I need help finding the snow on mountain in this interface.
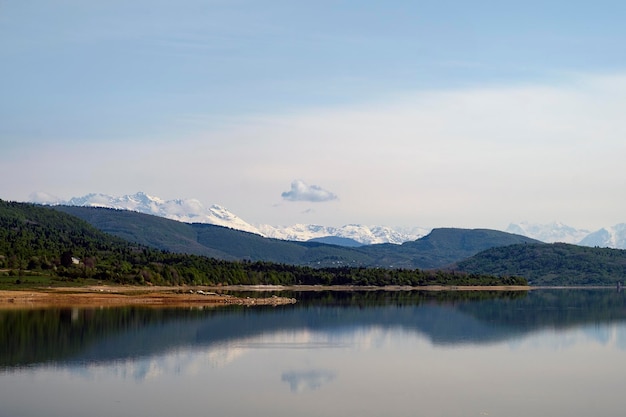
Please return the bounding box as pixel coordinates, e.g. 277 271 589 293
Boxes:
34 191 262 235
30 192 626 249
507 221 626 249
578 224 626 249
28 191 63 205
506 221 590 244
30 192 429 245
66 192 165 212
30 191 428 245
257 223 427 245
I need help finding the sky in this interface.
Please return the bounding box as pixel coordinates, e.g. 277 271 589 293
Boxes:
2 1 626 231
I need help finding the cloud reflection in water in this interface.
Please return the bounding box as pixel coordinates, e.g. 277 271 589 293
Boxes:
281 369 337 393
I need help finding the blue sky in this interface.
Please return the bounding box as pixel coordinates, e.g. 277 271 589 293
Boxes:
2 1 626 230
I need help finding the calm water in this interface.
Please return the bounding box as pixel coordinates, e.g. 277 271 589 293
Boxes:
2 289 626 417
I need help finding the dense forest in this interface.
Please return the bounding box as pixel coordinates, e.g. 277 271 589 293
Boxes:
454 242 626 286
0 200 526 287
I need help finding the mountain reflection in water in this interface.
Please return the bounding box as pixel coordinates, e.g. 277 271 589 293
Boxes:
2 289 626 417
2 289 625 369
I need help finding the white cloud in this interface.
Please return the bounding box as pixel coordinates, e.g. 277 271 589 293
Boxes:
281 180 338 203
230 73 626 229
4 72 626 231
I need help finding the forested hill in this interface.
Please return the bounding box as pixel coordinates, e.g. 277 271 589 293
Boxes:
0 199 135 270
454 243 626 286
6 200 624 287
0 200 525 287
359 228 541 269
53 205 374 267
52 205 539 269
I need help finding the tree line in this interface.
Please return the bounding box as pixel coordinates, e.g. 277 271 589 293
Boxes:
0 200 527 286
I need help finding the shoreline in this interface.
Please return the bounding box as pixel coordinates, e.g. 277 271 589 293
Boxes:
0 285 297 309
0 284 529 309
215 284 531 292
2 283 614 309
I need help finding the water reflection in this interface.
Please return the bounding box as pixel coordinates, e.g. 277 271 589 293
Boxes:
282 369 337 393
1 289 626 417
3 289 626 369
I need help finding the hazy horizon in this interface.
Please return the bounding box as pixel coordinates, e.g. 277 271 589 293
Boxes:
2 1 625 231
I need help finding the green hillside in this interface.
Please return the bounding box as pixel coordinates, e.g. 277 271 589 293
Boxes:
1 200 523 287
53 206 231 258
51 206 540 269
53 205 622 287
0 200 136 273
359 228 541 269
454 242 626 286
53 206 373 267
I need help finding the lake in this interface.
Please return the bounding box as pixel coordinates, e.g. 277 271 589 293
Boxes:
1 289 626 417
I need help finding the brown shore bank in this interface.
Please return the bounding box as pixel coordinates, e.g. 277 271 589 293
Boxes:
0 284 529 309
0 285 297 309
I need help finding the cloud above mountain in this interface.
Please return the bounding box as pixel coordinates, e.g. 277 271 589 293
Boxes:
281 180 338 203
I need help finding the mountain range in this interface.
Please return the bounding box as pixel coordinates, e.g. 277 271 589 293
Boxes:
505 221 626 249
5 199 626 286
49 205 540 269
29 192 427 245
30 191 626 249
504 221 590 244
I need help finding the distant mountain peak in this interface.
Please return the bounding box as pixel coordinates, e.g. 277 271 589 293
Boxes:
578 223 626 249
506 221 590 244
506 221 626 250
29 191 428 245
28 192 626 249
33 191 261 235
257 223 428 245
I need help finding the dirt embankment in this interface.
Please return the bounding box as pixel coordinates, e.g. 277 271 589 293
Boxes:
0 284 531 309
0 285 297 309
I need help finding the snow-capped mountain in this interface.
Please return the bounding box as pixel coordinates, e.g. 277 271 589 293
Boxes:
29 191 427 245
31 191 262 235
578 224 626 249
28 192 626 249
257 223 427 245
506 221 591 244
507 221 626 249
